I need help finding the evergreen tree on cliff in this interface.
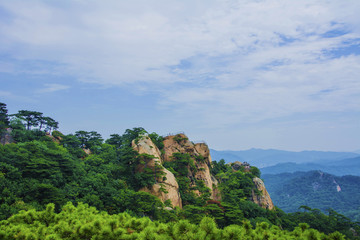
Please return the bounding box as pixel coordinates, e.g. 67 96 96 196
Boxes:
13 110 43 130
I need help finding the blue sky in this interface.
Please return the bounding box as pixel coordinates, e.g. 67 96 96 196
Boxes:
0 0 359 152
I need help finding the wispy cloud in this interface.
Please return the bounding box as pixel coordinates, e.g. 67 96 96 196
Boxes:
37 83 70 93
0 90 12 97
0 90 36 103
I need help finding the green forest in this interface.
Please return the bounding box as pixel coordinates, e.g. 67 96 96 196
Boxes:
1 102 360 239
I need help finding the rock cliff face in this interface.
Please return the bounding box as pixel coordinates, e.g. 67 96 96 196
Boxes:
132 136 182 208
163 134 220 200
251 177 274 210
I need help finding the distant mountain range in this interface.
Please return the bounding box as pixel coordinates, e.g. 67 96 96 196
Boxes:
262 171 360 221
210 148 359 168
260 156 360 176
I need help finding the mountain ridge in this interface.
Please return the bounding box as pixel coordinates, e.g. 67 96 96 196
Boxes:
260 156 360 176
210 148 359 168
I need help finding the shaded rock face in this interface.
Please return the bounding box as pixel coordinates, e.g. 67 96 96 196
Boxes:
251 177 274 210
163 134 220 200
132 136 182 208
0 128 13 145
230 161 243 171
230 161 251 172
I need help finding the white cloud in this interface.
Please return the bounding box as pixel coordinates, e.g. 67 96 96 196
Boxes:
0 0 359 127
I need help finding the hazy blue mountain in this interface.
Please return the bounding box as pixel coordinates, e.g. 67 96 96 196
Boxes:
210 149 245 163
327 156 360 166
353 149 360 154
210 148 359 168
262 171 360 221
260 156 360 176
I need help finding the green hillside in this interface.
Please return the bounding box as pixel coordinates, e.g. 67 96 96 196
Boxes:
0 202 347 240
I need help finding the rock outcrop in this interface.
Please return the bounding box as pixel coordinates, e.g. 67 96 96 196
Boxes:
132 135 182 208
230 161 243 171
163 134 220 200
251 177 274 210
132 133 272 210
0 128 13 145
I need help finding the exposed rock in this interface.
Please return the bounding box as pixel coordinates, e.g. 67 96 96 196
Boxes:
0 128 13 145
132 135 182 208
230 161 243 171
251 177 274 210
230 161 251 172
194 143 212 165
132 136 162 166
83 148 91 155
163 134 192 162
163 134 219 200
45 132 62 144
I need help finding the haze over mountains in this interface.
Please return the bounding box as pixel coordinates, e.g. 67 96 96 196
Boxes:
260 156 360 176
210 148 359 168
211 148 360 221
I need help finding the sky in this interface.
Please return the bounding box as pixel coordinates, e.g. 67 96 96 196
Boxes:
0 0 359 152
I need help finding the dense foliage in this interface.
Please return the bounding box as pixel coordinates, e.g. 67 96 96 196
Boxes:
1 102 360 239
0 202 346 240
